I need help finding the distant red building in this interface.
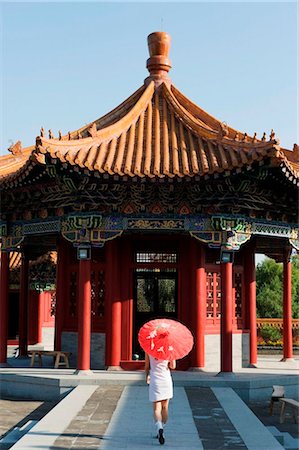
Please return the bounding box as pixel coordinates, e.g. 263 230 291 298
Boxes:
0 32 298 371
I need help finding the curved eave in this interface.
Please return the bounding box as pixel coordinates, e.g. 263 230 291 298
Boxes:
271 148 299 183
0 145 37 181
1 81 298 184
73 85 146 138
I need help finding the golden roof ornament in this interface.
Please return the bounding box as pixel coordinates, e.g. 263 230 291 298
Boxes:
145 31 172 86
87 122 97 137
270 129 275 140
292 143 298 160
59 130 62 140
8 140 22 155
252 133 257 143
40 127 44 137
217 122 229 140
48 129 54 139
261 132 267 141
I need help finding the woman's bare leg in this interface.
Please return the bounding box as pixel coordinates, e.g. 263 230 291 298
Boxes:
153 401 165 444
161 399 169 425
152 401 163 423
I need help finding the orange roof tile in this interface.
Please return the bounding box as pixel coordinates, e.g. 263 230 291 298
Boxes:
1 32 298 184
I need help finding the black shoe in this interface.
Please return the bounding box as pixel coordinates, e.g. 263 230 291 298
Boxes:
158 428 165 445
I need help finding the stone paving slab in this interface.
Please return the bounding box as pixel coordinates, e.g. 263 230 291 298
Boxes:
0 399 57 450
99 386 203 449
51 385 123 449
186 387 247 450
9 385 98 450
212 387 284 449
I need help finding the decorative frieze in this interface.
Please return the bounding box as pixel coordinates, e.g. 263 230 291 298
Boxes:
126 218 184 230
23 219 60 235
1 211 298 253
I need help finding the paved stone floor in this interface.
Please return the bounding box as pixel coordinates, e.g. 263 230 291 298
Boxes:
50 385 123 450
0 399 57 450
248 400 299 438
1 387 298 449
186 387 247 449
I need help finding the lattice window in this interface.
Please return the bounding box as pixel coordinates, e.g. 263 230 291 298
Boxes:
69 271 77 317
234 272 242 319
50 291 56 317
206 271 221 319
206 272 214 318
91 269 105 318
135 252 177 263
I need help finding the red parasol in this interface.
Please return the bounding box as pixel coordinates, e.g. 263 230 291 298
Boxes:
138 318 194 360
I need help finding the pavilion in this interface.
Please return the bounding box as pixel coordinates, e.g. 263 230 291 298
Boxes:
0 32 298 372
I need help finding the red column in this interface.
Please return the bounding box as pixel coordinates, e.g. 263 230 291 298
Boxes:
120 238 132 361
19 253 29 357
191 243 206 368
244 245 257 365
54 239 68 351
220 261 233 372
0 252 9 364
106 240 121 369
283 252 293 360
77 258 91 371
36 292 43 344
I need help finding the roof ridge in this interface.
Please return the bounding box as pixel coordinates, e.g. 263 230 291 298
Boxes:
37 82 155 151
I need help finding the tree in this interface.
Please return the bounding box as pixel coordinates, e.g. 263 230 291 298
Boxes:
256 255 299 318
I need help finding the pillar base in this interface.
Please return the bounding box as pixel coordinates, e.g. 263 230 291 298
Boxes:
280 357 295 362
74 369 94 376
188 367 206 372
106 365 123 371
216 371 236 379
247 363 257 368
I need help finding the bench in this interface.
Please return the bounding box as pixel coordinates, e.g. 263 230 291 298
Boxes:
279 398 299 424
269 385 285 415
29 350 71 369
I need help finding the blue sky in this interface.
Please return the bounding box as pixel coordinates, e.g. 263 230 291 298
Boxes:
1 2 297 155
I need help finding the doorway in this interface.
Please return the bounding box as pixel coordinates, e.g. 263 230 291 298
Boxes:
133 269 178 358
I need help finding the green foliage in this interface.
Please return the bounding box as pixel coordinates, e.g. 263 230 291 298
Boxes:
260 324 281 343
256 255 299 319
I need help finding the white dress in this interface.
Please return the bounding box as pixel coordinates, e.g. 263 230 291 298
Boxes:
148 355 173 402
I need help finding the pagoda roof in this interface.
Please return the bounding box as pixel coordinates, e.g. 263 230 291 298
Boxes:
1 32 298 185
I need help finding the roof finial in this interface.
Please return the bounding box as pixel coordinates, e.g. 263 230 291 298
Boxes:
8 140 22 155
146 32 172 85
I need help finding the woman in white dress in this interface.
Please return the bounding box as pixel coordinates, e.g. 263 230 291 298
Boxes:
145 353 176 445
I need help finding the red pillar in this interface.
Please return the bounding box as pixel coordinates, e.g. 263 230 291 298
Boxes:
54 239 68 351
36 292 43 344
77 258 91 371
19 253 29 357
245 245 257 365
120 238 133 361
283 252 293 360
106 240 121 369
191 242 206 368
220 261 233 372
0 252 9 364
